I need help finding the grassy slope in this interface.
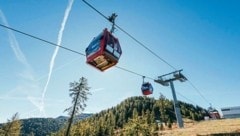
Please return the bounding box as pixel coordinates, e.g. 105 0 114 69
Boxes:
158 118 240 136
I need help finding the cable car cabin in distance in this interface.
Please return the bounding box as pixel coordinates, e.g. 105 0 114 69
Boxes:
85 28 122 71
141 82 153 95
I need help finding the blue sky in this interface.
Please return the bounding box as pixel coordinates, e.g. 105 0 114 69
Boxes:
0 0 240 123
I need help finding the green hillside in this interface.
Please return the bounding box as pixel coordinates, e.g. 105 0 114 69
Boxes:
20 113 93 136
55 95 209 135
0 114 92 136
21 118 64 136
0 96 209 135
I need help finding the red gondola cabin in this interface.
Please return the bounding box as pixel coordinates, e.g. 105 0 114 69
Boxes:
85 28 122 71
141 82 153 95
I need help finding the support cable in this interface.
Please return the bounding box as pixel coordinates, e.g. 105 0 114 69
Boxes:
82 0 177 70
0 24 85 56
81 1 212 106
115 66 154 80
82 0 109 20
0 22 202 108
0 23 154 80
115 24 177 70
176 92 197 105
187 80 211 105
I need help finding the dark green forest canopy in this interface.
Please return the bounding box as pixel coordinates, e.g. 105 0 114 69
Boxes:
63 96 209 136
1 96 208 136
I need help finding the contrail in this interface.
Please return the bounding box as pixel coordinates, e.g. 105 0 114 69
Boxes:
0 9 31 71
0 9 43 117
37 57 81 81
41 0 75 113
91 88 105 93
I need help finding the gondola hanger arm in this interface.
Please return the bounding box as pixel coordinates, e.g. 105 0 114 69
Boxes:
108 13 117 33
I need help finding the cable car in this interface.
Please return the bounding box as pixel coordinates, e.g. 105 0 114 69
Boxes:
141 82 153 95
85 28 122 71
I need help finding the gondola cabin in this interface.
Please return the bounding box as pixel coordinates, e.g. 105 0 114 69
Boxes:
85 28 122 71
141 82 153 95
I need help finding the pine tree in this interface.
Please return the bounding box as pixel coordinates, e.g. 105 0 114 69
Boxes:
123 107 151 136
64 77 91 136
159 94 168 124
145 109 151 124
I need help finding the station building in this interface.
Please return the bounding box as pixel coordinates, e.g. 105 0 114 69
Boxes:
221 106 240 119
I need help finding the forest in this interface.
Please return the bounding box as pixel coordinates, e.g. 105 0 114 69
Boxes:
0 95 208 135
53 95 208 136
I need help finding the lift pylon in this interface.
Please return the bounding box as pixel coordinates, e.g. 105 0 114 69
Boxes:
154 69 187 128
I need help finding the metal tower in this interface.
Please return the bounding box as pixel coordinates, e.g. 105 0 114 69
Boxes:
155 69 187 128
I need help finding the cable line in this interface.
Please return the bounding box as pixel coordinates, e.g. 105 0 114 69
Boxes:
0 24 85 56
82 0 109 21
115 24 177 70
115 66 154 80
187 80 211 105
0 20 202 108
81 0 212 107
82 0 177 70
82 0 212 107
0 23 155 80
82 0 212 108
176 92 197 105
0 0 209 109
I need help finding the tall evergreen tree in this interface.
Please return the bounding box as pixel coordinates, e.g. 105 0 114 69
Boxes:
124 113 151 136
64 77 91 136
159 93 169 124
